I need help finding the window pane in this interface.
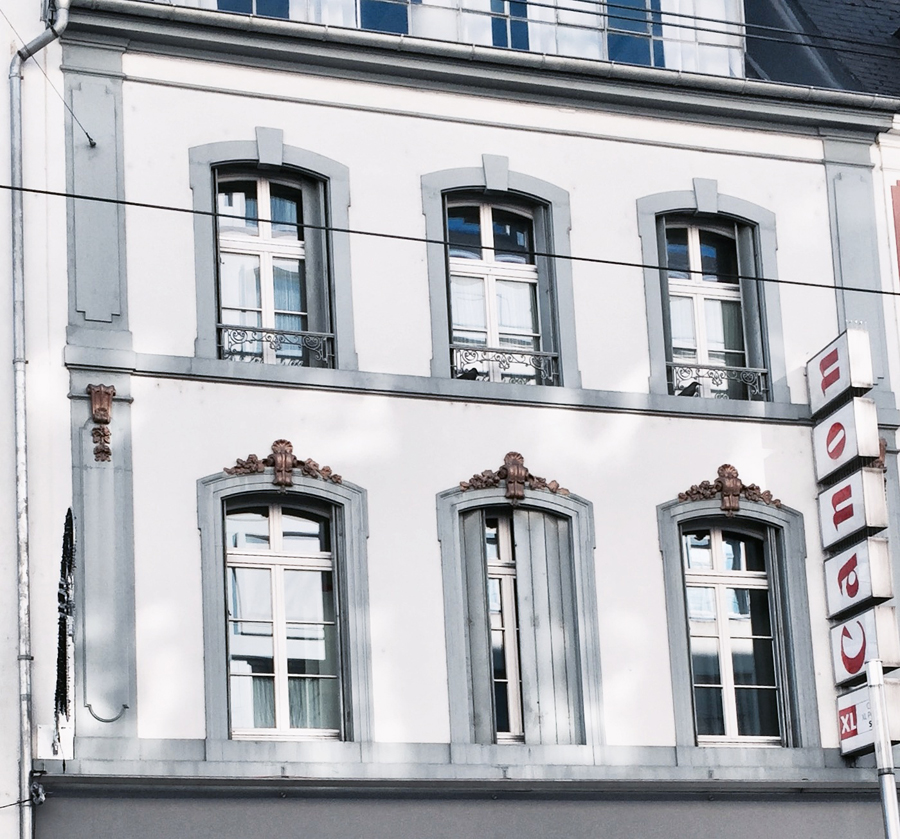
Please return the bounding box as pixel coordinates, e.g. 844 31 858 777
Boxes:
284 570 336 624
700 229 739 284
669 296 696 349
686 586 716 624
270 184 303 239
220 254 261 311
682 530 711 569
492 629 508 679
226 508 270 550
228 567 272 619
509 12 529 50
492 209 533 263
494 681 511 733
360 0 409 33
693 686 725 736
230 674 275 729
450 276 487 332
447 207 483 259
218 180 258 234
274 259 306 315
724 532 765 572
735 687 780 737
690 636 721 684
609 0 649 32
286 623 339 675
283 512 330 552
485 518 500 562
665 227 690 279
218 0 253 11
495 280 537 333
289 677 341 729
732 637 777 687
704 299 745 355
488 577 502 618
608 33 651 65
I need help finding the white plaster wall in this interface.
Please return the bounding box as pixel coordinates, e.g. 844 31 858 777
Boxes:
129 377 836 747
121 53 839 402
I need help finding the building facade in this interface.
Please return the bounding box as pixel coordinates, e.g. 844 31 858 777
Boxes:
3 0 900 836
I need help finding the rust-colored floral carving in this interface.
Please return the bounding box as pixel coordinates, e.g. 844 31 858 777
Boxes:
225 439 342 487
86 384 116 462
91 427 111 462
678 464 780 517
460 451 569 503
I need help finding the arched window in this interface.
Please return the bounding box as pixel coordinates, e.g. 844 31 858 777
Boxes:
422 157 582 389
437 459 601 748
658 476 819 753
199 462 371 748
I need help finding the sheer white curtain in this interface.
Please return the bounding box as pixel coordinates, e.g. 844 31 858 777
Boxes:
659 0 743 76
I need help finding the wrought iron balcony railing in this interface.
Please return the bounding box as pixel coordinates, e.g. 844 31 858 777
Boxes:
667 361 768 401
218 325 335 367
451 345 560 386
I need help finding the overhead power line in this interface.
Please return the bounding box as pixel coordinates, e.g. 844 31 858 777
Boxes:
1 181 897 300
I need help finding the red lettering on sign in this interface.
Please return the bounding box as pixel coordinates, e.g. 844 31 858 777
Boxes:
820 348 842 394
837 553 860 599
840 620 867 675
840 707 858 739
825 422 847 461
831 485 855 528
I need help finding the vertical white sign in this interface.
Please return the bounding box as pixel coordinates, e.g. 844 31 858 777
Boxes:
824 538 893 618
812 397 880 482
817 468 888 549
807 326 874 415
831 605 900 685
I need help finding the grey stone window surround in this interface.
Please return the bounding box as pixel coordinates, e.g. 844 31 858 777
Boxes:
437 486 603 755
198 470 373 760
657 497 820 766
422 156 582 388
637 179 790 404
189 129 358 371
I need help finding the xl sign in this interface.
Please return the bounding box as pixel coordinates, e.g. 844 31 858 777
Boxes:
837 681 900 756
807 327 874 416
831 605 900 685
817 468 888 549
812 398 880 482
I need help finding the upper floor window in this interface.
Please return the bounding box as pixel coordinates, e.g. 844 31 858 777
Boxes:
637 180 789 405
225 500 342 737
447 200 552 385
663 219 755 399
215 170 333 367
682 526 780 742
218 0 289 16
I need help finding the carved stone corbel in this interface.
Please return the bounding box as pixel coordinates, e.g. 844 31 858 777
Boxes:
225 439 343 487
677 464 781 517
86 384 116 462
460 451 569 503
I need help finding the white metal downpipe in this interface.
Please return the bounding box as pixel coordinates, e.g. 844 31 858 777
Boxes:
9 2 70 838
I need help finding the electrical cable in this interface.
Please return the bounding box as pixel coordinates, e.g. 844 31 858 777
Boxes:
2 180 898 300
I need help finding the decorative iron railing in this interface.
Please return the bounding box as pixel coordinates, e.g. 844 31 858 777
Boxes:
667 362 768 400
451 345 560 386
218 325 335 367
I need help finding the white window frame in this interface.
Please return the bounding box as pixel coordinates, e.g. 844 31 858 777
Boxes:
485 513 525 742
225 502 343 740
447 200 544 384
217 175 310 365
665 220 750 398
682 525 782 746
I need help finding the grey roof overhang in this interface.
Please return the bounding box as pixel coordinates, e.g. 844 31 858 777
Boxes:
67 0 900 136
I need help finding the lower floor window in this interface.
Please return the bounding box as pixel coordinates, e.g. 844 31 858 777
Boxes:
226 501 343 737
682 527 781 742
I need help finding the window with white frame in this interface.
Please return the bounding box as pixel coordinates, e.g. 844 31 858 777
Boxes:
663 217 767 400
446 199 557 385
216 170 333 367
225 500 343 738
217 0 289 16
682 526 781 742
